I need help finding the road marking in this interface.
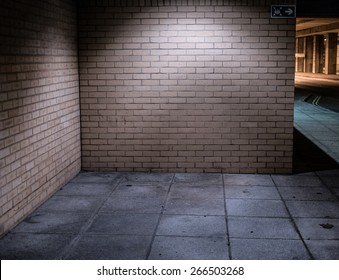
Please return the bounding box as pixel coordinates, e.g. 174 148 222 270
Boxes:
312 96 321 106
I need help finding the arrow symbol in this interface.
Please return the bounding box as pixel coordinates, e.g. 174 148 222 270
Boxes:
271 5 295 18
285 8 293 16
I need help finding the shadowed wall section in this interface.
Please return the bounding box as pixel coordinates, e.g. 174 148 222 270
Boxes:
0 0 81 236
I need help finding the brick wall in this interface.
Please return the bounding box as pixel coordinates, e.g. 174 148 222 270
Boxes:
78 0 296 174
0 0 81 236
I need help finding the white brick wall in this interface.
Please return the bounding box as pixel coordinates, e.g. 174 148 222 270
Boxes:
0 0 81 237
79 0 296 174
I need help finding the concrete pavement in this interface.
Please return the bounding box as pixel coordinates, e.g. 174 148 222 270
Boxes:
1 170 339 260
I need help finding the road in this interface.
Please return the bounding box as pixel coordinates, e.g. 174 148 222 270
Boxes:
295 74 339 112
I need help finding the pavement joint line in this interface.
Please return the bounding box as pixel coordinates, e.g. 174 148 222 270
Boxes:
161 213 225 217
145 173 176 260
222 174 233 260
228 237 304 240
270 174 315 260
315 171 339 202
57 175 125 260
149 234 228 239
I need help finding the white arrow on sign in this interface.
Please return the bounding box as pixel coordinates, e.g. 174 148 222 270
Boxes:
285 8 294 16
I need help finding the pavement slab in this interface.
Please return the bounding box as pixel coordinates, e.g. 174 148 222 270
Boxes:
100 196 165 214
228 217 299 239
294 218 339 240
304 240 339 260
230 238 311 260
169 183 223 200
164 198 225 215
272 175 324 187
71 172 121 184
86 213 160 235
56 182 115 196
35 195 105 213
112 183 169 198
319 176 339 188
12 212 91 234
225 185 280 200
121 172 174 183
285 201 339 218
0 233 75 260
174 173 222 184
226 199 289 218
156 215 227 237
66 235 152 260
223 174 274 186
148 236 229 260
277 186 337 201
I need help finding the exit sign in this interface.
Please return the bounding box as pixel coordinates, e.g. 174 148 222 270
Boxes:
271 5 296 18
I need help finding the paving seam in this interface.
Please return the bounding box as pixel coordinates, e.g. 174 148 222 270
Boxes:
57 174 124 260
222 174 233 260
270 175 315 260
229 237 305 240
145 173 175 260
315 173 339 201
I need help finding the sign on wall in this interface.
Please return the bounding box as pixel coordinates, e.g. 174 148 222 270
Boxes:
271 5 296 18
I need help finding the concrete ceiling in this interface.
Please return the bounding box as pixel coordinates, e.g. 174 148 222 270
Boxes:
297 18 339 31
296 18 339 36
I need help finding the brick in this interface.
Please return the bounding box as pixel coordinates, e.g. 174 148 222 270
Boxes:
0 0 81 237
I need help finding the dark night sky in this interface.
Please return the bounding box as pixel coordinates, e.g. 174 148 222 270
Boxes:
297 0 339 17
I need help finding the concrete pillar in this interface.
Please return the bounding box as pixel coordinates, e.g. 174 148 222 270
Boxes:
324 33 338 74
305 36 313 73
313 35 324 73
296 37 305 73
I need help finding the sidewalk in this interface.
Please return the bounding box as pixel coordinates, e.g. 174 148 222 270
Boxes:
1 170 339 260
294 92 339 164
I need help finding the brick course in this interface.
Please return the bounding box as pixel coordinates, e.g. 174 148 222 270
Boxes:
79 0 296 173
0 0 81 237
